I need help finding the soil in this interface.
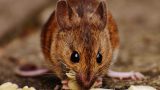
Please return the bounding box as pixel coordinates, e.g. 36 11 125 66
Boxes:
0 0 160 90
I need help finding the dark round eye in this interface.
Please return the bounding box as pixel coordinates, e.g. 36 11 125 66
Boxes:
97 52 102 64
70 51 80 63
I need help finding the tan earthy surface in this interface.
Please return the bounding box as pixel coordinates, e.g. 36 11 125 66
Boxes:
0 0 160 89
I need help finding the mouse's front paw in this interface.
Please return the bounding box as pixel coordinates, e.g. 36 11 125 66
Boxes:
108 70 145 80
93 77 103 88
61 80 70 90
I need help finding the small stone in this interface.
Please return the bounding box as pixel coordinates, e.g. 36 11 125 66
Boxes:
128 85 156 90
0 82 36 90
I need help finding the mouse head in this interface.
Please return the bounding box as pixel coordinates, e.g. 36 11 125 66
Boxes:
52 0 112 89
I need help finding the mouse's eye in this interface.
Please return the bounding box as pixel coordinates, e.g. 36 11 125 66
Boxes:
70 51 80 63
96 52 102 64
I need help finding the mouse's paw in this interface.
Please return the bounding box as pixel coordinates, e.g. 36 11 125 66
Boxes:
93 77 103 88
107 70 145 80
61 80 70 90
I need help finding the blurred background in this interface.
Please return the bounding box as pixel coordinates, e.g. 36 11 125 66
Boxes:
0 0 160 89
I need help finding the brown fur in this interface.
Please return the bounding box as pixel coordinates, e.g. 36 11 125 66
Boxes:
41 0 119 89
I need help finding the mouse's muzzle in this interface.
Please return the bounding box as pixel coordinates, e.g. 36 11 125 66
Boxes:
76 73 97 89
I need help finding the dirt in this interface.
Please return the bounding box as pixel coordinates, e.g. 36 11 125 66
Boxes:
0 0 160 90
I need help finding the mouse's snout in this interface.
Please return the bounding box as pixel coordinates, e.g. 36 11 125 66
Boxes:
76 73 96 89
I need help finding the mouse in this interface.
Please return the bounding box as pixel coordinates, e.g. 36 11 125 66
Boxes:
40 0 145 89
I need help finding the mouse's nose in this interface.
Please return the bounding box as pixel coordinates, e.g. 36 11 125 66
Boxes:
76 73 96 89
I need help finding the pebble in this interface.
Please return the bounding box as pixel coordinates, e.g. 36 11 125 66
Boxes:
0 82 36 90
128 85 157 90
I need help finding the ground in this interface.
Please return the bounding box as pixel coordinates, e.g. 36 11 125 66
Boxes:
0 0 160 90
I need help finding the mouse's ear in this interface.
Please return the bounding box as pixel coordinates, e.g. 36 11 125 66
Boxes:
56 0 78 29
92 1 107 30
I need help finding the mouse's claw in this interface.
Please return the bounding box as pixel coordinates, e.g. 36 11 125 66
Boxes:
93 77 103 88
108 70 145 80
61 80 70 90
54 85 61 90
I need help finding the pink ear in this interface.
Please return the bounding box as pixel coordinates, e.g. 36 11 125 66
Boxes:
56 0 73 29
92 1 107 30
